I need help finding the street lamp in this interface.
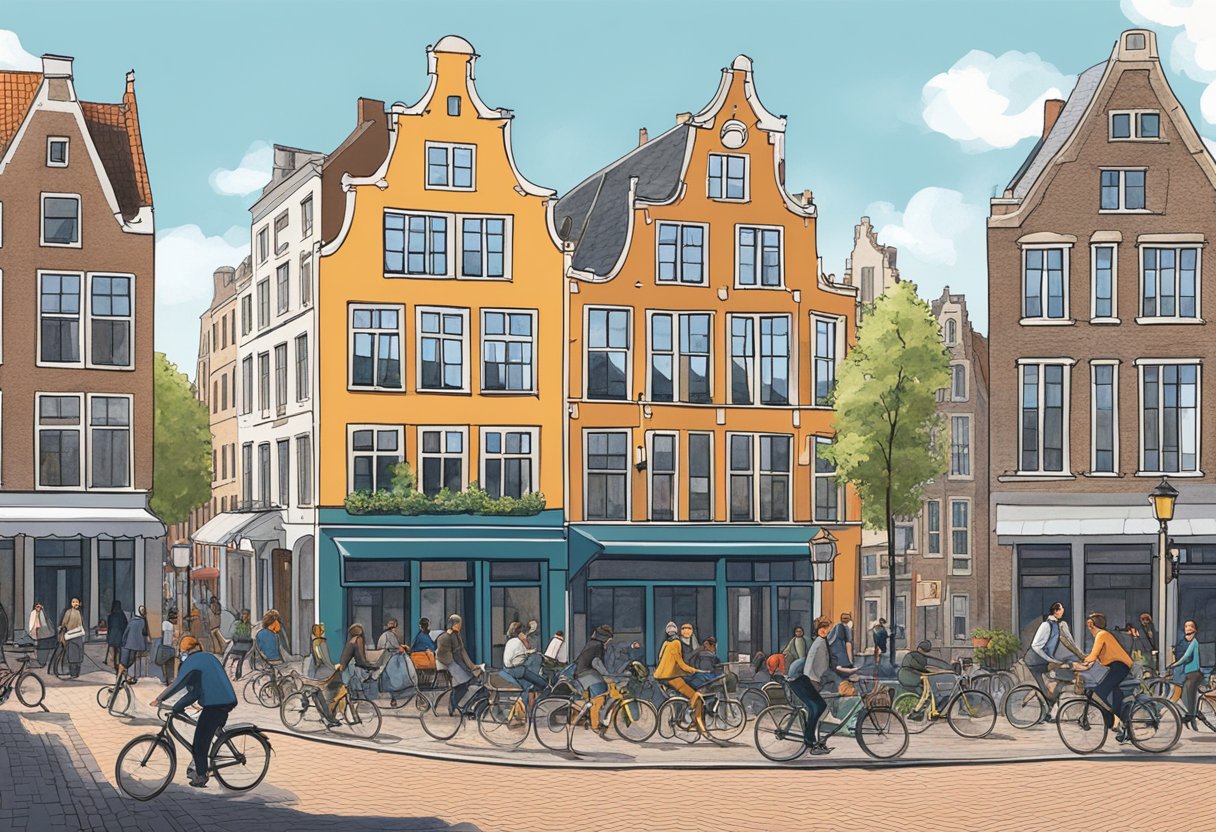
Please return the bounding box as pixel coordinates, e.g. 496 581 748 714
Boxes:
171 543 192 633
810 528 839 582
1149 477 1178 671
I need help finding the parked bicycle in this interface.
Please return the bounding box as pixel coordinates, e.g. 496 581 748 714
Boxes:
96 668 138 717
752 674 908 761
1055 669 1181 754
0 648 46 709
892 669 997 738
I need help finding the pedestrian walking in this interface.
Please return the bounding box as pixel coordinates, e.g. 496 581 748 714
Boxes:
872 619 889 669
105 599 128 670
781 626 809 673
120 605 150 681
157 608 178 684
59 597 86 678
208 597 224 654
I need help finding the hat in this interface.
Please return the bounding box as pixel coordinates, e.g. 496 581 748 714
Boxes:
664 621 679 637
593 624 614 641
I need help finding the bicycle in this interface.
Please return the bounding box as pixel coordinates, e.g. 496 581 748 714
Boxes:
655 674 747 744
115 706 272 801
957 658 1017 711
892 670 997 738
417 666 489 742
0 648 47 710
1004 664 1083 729
753 674 908 761
1055 672 1181 754
97 668 139 717
279 672 382 740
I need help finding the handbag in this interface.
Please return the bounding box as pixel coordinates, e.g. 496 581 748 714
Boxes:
154 644 176 666
64 626 86 641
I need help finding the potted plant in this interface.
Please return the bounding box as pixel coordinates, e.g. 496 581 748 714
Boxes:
973 628 1020 670
970 628 992 649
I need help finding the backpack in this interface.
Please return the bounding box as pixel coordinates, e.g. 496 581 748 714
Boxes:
765 653 786 675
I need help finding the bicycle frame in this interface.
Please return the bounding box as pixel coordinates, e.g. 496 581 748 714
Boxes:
145 711 248 778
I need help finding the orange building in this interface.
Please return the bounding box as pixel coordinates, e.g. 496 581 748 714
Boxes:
553 56 860 662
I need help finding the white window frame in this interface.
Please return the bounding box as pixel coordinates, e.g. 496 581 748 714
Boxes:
1108 109 1162 141
1090 243 1119 322
583 306 633 401
424 141 476 191
926 499 942 557
950 498 972 575
478 426 539 500
346 424 405 494
646 430 679 522
257 351 271 417
811 314 843 408
36 270 83 368
944 318 957 344
480 308 537 394
417 425 469 495
300 195 314 238
241 355 253 415
257 279 270 330
727 313 793 406
1135 359 1203 477
951 594 969 643
416 306 470 393
655 221 709 285
257 226 269 263
812 435 841 522
949 414 972 480
951 362 967 401
348 303 405 392
1016 359 1074 476
296 433 313 506
1020 244 1071 323
35 392 84 491
582 429 631 522
1090 359 1120 476
240 294 253 336
40 192 81 248
383 209 451 278
1099 168 1148 213
83 273 135 371
707 152 749 202
295 334 309 402
46 136 69 167
273 342 288 417
457 215 512 280
299 252 313 307
645 310 714 404
273 210 290 256
687 430 714 522
726 432 793 523
733 224 785 289
1137 244 1202 324
86 392 134 491
276 262 290 315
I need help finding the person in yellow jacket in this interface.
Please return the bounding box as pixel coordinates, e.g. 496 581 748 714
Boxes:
655 620 705 733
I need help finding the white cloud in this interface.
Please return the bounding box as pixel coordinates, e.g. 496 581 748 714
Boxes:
209 141 273 197
155 224 248 376
922 50 1075 152
1124 0 1216 123
0 30 39 71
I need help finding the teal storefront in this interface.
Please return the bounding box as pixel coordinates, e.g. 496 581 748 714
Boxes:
317 509 567 666
568 524 824 666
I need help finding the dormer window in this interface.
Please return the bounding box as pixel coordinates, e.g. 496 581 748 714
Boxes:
1126 32 1146 51
1110 110 1160 141
47 138 68 167
708 153 748 201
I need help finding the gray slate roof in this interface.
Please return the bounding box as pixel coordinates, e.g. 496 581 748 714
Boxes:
554 125 690 277
1007 61 1106 198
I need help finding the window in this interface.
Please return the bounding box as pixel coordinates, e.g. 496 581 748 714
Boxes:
586 308 630 400
447 96 461 116
729 433 791 522
1100 169 1145 211
300 196 313 238
241 356 253 415
688 432 713 521
221 373 228 411
814 317 838 406
863 556 877 577
649 433 677 521
481 428 536 499
1092 245 1116 319
1141 247 1199 319
927 500 941 555
460 217 507 278
1092 362 1117 474
813 436 839 522
273 211 289 255
349 426 402 492
296 434 312 506
649 312 711 403
241 294 252 336
384 211 448 276
1022 247 1068 320
276 263 289 314
257 227 269 263
349 305 403 390
951 500 971 573
242 443 253 504
950 415 971 477
707 153 747 200
257 351 270 414
274 343 288 415
945 318 957 344
585 431 629 520
419 428 466 495
418 307 468 391
1020 362 1069 474
425 142 475 189
212 381 218 414
299 253 312 307
481 310 534 392
295 334 309 401
736 226 782 287
656 222 706 284
1140 363 1199 474
86 275 133 368
729 314 789 405
276 439 290 507
39 273 81 364
37 394 82 488
1110 110 1160 140
47 137 68 167
258 443 271 506
951 365 967 401
257 280 270 329
42 195 79 246
951 595 969 642
98 540 134 618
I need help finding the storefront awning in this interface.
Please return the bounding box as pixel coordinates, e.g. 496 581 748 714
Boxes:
192 511 283 548
569 524 822 577
996 504 1216 539
0 504 165 539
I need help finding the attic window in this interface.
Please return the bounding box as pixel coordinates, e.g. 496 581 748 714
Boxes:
1110 110 1161 141
47 138 68 167
720 120 748 149
1126 33 1146 50
447 96 461 116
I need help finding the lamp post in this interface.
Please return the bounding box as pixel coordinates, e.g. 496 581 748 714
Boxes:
810 527 840 594
171 543 192 634
1149 477 1178 672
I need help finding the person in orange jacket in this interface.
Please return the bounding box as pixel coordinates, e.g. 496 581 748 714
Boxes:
655 620 705 733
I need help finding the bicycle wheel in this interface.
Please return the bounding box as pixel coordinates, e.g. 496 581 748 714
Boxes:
477 695 529 750
703 698 747 742
740 687 769 718
1149 678 1181 702
1003 684 1048 729
1056 697 1107 754
16 673 45 709
242 673 268 706
987 672 1018 710
279 690 326 733
115 735 175 801
753 705 807 762
98 684 131 716
892 691 932 734
854 706 909 761
658 697 699 744
612 697 658 743
947 690 996 739
256 679 283 709
343 698 382 740
211 727 271 791
1198 695 1216 730
1127 696 1181 753
533 696 575 752
420 689 462 741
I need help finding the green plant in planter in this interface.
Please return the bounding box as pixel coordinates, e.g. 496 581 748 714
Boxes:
971 628 1020 668
344 463 546 517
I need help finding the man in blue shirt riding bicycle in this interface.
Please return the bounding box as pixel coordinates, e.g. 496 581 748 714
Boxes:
152 635 237 788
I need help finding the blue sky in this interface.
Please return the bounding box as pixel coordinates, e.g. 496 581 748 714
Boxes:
3 0 1213 375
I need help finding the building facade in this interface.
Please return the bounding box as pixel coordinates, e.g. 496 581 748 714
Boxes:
843 215 899 323
316 37 567 665
553 55 860 664
0 55 163 637
989 28 1216 663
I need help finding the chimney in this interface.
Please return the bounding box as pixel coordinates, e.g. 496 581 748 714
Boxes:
675 112 692 124
358 97 385 125
801 189 813 207
638 127 648 146
1042 99 1065 140
42 54 75 102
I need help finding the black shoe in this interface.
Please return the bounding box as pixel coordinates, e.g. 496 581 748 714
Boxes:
188 773 209 788
1115 728 1130 744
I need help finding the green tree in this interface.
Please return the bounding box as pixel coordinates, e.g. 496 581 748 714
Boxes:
151 352 212 525
825 280 951 641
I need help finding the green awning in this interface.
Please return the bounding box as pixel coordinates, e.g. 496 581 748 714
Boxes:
569 524 821 577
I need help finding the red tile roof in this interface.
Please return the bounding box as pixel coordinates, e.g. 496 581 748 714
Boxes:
0 71 42 155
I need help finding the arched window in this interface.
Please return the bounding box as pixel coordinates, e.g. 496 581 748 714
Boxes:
952 364 967 401
945 318 957 344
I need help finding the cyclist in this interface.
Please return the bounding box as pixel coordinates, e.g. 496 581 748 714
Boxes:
574 624 614 736
1025 602 1083 719
788 617 833 755
898 639 953 705
502 620 547 707
1068 612 1134 742
656 620 706 734
436 614 481 715
1163 619 1202 731
151 635 237 788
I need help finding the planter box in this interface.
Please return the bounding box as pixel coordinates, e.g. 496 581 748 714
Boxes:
971 637 991 648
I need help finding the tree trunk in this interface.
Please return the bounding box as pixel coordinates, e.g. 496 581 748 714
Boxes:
887 486 897 667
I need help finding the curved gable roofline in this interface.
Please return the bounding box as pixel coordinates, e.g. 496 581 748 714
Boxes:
690 54 786 133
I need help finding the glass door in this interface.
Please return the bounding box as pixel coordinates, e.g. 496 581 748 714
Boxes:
419 561 476 661
34 538 86 629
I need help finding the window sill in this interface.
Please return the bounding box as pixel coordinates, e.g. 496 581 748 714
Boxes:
1019 318 1075 326
1089 317 1121 325
415 388 471 395
946 475 974 482
1097 209 1153 215
1135 470 1205 478
346 386 405 394
732 283 787 291
998 473 1076 482
1135 317 1205 325
480 389 539 396
1083 471 1122 478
